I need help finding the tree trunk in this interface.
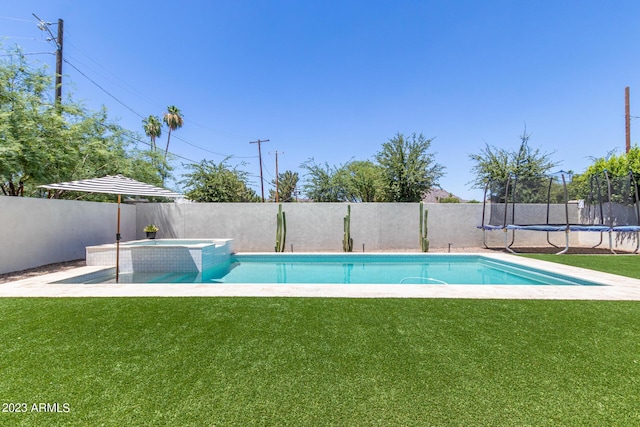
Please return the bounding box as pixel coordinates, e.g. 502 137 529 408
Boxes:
3 180 24 196
164 129 172 160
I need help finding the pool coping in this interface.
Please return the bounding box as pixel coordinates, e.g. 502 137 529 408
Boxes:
1 252 639 300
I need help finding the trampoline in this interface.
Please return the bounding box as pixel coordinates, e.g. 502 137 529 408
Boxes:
478 171 640 254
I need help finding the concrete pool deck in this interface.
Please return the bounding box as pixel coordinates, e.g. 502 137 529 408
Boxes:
1 252 640 300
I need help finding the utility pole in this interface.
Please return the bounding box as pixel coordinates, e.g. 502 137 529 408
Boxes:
625 86 631 153
33 14 64 105
55 19 64 105
250 139 269 202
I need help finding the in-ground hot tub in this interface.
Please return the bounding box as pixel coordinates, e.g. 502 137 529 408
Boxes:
86 239 233 276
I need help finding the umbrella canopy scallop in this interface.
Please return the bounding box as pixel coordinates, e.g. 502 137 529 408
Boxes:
38 174 181 198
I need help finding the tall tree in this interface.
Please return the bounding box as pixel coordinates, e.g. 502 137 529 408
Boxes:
375 132 445 202
1 49 56 195
181 158 259 202
300 159 346 202
142 115 162 151
468 130 558 190
570 146 640 201
269 170 299 202
162 105 183 159
335 160 386 202
0 48 165 197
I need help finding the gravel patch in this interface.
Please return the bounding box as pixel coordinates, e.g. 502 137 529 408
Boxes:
0 260 86 284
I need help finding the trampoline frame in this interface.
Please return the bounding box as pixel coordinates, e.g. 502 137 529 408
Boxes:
478 171 640 254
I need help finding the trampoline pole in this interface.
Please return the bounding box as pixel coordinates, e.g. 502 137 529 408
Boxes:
505 229 516 254
591 232 603 249
555 230 569 255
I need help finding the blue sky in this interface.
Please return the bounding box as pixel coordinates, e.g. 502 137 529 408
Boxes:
3 1 640 200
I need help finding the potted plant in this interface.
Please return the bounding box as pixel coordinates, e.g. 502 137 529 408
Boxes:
143 224 159 239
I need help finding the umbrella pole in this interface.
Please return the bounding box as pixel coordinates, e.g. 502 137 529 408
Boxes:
116 194 121 283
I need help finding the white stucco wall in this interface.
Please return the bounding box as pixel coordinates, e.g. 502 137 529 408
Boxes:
2 197 638 275
135 202 488 252
1 197 135 274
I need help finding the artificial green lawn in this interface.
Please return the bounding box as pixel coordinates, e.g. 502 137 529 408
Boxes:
1 298 639 426
523 254 640 279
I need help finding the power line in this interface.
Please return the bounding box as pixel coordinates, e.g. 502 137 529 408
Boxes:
63 37 252 142
59 60 259 161
170 134 257 159
182 117 253 141
65 41 163 110
134 135 261 169
18 18 251 144
1 36 47 41
0 52 53 57
62 40 255 150
262 161 275 179
62 57 257 160
0 16 39 23
2 21 258 174
130 136 200 164
32 14 58 47
5 17 267 169
64 58 145 118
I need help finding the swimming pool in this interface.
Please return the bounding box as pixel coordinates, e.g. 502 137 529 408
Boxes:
64 254 603 286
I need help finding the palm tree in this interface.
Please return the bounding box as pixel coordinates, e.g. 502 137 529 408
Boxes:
142 115 162 151
162 105 184 160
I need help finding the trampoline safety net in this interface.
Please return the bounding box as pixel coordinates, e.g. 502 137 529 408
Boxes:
483 173 570 228
479 170 640 254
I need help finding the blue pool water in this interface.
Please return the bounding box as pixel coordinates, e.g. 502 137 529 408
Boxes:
215 254 599 286
72 254 603 286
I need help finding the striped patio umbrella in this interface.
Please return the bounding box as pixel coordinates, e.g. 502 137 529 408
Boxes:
39 175 181 282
